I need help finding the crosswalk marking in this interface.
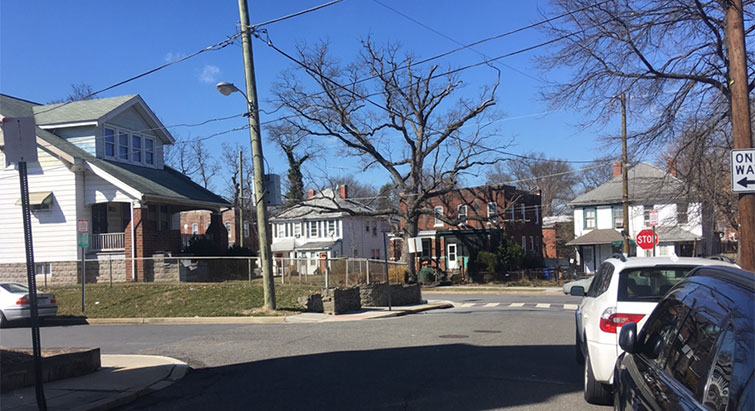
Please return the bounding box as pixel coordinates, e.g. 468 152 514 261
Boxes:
484 303 499 307
563 304 578 310
509 303 525 307
535 303 550 308
452 302 579 310
459 303 476 308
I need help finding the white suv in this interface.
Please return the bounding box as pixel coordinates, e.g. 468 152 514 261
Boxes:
570 255 739 405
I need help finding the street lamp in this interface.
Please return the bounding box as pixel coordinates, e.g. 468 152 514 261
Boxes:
217 80 276 310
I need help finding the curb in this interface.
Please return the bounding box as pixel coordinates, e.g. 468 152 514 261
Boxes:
77 316 287 325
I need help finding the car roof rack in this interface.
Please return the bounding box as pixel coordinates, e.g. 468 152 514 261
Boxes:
611 253 627 262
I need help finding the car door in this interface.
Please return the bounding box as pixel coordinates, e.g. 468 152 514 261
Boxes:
581 262 614 347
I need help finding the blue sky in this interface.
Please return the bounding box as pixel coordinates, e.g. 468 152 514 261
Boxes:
1 0 621 192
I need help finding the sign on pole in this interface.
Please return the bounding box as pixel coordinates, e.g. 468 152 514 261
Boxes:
648 210 659 227
77 219 89 248
636 229 659 250
407 237 423 254
1 117 38 168
731 149 755 193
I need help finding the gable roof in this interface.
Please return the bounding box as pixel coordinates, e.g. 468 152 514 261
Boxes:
569 163 686 207
1 94 229 209
273 188 373 220
33 95 136 125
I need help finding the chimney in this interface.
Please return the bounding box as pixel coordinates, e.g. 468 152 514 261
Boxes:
338 184 348 199
666 157 677 177
307 189 315 199
613 161 622 178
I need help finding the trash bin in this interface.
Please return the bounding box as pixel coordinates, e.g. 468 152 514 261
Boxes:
419 267 435 284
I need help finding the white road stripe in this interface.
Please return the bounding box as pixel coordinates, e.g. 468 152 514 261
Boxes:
563 304 579 310
459 303 476 308
509 303 525 307
536 303 550 308
484 303 499 307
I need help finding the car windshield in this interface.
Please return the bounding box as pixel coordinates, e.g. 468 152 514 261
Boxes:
1 283 29 293
618 266 696 302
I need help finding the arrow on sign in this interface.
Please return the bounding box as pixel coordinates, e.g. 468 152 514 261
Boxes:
737 177 755 188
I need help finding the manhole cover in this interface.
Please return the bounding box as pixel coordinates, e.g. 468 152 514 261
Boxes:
473 330 502 334
438 334 469 339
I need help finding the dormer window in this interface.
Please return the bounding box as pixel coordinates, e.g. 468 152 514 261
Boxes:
104 126 157 166
132 135 142 162
104 128 115 157
118 132 129 160
145 138 154 165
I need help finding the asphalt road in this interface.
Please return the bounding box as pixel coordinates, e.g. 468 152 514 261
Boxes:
0 293 604 411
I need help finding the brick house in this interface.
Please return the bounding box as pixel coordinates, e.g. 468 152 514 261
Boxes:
0 94 231 284
401 184 542 276
541 215 573 266
180 207 257 250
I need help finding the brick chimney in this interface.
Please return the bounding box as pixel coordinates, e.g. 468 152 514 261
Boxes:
338 184 348 199
307 188 315 199
613 161 622 178
666 157 677 177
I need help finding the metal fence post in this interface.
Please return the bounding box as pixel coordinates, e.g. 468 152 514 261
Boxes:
366 260 370 284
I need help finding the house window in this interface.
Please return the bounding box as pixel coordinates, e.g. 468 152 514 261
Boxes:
522 236 527 254
327 220 335 236
118 132 129 160
613 207 624 229
285 223 290 238
521 204 526 221
145 138 154 165
293 222 301 237
530 236 535 252
132 135 142 162
278 224 286 238
35 262 51 277
421 238 432 258
486 202 497 223
372 222 377 236
434 206 444 227
225 221 232 238
310 221 318 237
534 205 539 224
510 205 515 220
335 221 340 237
244 222 250 238
104 128 115 157
192 223 198 234
677 203 688 224
457 205 468 223
584 208 596 229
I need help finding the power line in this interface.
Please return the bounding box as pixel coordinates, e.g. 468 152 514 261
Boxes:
253 0 343 28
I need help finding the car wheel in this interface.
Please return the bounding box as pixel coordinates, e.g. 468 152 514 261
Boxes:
0 311 7 328
584 350 612 405
575 329 585 364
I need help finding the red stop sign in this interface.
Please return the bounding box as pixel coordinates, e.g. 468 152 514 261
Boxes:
636 229 659 250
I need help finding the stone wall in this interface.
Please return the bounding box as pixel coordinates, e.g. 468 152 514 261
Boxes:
322 287 361 314
360 283 422 307
0 261 84 286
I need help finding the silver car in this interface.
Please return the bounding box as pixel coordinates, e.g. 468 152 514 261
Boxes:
0 282 57 327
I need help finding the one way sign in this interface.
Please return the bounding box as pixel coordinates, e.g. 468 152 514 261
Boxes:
731 149 755 193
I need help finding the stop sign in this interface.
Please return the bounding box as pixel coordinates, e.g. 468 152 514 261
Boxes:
636 229 659 250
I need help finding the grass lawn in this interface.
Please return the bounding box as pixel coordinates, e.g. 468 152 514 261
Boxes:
46 280 322 318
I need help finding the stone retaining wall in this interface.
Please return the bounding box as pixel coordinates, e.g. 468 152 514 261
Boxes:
360 283 422 307
322 287 361 314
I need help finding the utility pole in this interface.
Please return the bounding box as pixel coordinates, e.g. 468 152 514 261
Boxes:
237 0 276 309
621 93 630 256
725 0 754 271
238 150 244 248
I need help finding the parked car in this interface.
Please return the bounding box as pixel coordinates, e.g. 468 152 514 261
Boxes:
570 255 739 404
0 282 57 327
563 276 594 295
614 265 754 410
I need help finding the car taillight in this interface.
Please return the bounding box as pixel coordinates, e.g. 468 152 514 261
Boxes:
599 307 645 333
16 295 30 305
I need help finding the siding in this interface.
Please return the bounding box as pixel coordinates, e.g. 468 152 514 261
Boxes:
0 146 78 263
83 173 135 205
54 125 97 156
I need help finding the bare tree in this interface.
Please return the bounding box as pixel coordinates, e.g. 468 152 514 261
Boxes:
539 1 754 154
266 123 313 207
272 40 504 265
578 155 616 193
165 138 219 190
48 82 95 104
322 175 378 204
486 154 579 216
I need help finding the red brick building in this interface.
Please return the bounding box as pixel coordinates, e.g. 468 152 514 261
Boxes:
399 184 542 276
180 208 257 250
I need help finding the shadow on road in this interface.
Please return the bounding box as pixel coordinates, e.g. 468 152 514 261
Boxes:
121 344 583 411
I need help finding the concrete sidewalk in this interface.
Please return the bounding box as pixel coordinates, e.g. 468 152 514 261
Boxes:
1 355 188 411
285 300 453 323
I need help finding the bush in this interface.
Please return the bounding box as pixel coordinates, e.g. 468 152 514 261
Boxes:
183 236 222 256
227 244 255 256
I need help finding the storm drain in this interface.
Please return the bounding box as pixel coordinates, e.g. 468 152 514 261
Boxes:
473 330 502 334
438 334 469 339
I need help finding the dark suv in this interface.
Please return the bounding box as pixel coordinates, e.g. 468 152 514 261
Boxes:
614 265 754 410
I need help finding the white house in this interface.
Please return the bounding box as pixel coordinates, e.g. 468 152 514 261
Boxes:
270 185 389 274
567 162 704 273
0 94 230 284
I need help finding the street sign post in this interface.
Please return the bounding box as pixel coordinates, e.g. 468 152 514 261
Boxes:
636 229 659 251
78 219 88 313
731 149 755 193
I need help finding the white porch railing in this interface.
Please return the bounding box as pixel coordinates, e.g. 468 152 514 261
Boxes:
89 232 125 251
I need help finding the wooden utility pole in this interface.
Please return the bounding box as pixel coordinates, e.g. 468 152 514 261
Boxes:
238 0 276 308
621 93 630 256
725 0 754 271
238 150 244 248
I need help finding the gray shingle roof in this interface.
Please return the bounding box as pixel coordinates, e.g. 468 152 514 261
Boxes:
566 229 623 246
570 163 685 207
273 188 373 220
32 95 136 125
1 94 229 208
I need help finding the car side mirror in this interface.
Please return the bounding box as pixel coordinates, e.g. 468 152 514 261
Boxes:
570 286 585 296
619 322 638 354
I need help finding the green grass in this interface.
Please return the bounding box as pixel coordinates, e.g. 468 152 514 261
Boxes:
46 280 321 318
